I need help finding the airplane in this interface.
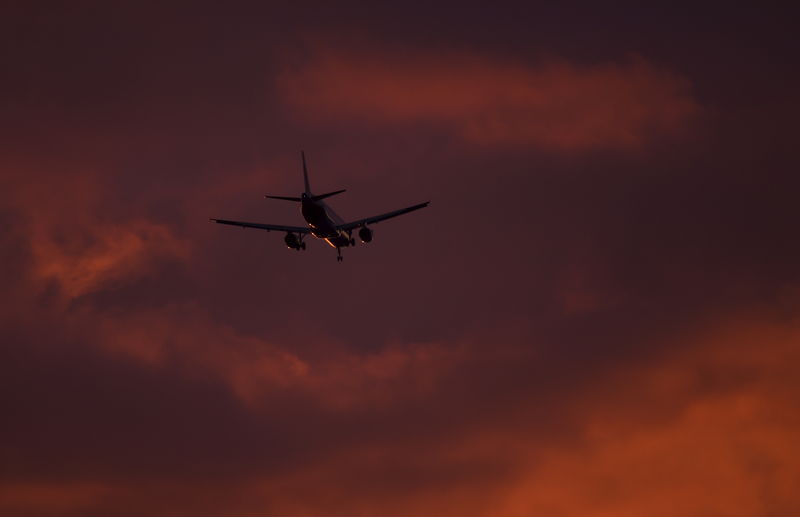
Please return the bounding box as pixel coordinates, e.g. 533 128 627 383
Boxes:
210 152 429 261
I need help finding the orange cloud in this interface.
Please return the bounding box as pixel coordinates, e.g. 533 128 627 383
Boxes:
237 318 800 516
3 163 188 300
278 50 698 150
87 304 463 410
31 219 188 299
0 482 111 515
489 321 800 517
3 314 798 516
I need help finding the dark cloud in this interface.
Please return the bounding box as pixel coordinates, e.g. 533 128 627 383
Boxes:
2 2 800 516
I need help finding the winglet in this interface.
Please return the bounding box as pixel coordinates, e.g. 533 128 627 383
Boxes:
301 151 311 195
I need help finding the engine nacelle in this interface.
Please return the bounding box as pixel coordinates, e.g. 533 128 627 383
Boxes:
284 232 302 250
358 226 373 243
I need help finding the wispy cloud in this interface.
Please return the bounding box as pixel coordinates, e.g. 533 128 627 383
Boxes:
279 50 698 150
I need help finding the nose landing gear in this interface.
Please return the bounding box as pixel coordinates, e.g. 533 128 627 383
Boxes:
336 247 343 262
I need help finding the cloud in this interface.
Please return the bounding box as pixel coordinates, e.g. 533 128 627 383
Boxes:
490 319 800 517
234 316 800 517
1 17 796 517
0 482 111 515
6 151 795 517
31 219 187 299
7 303 791 517
85 303 464 410
2 162 189 300
278 50 698 150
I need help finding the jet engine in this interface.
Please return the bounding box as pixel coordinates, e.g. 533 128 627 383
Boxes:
358 226 373 243
284 232 305 250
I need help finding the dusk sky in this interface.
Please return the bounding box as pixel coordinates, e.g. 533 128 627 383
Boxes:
2 2 799 516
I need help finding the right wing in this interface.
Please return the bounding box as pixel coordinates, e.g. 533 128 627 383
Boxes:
210 218 311 233
336 202 430 231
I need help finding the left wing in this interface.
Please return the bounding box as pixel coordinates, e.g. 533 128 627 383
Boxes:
336 201 430 231
210 218 311 233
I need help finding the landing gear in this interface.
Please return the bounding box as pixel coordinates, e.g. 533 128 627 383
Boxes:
349 237 355 247
285 232 308 251
336 247 343 262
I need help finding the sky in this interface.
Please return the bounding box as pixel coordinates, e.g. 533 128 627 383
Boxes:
2 2 800 516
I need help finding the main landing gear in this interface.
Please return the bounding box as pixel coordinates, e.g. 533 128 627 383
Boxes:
336 248 343 262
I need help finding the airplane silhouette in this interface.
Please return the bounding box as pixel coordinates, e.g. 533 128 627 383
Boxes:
211 152 429 261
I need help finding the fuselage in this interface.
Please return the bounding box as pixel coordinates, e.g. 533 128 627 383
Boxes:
300 193 351 248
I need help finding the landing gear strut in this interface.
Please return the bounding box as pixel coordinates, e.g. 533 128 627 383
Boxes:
336 247 343 262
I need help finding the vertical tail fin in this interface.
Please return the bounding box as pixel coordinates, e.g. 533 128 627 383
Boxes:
301 151 311 195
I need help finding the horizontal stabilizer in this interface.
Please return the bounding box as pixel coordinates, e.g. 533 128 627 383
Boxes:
312 189 346 202
265 195 302 202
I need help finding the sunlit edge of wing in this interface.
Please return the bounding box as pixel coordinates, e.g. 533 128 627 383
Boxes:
336 201 430 231
210 218 311 233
